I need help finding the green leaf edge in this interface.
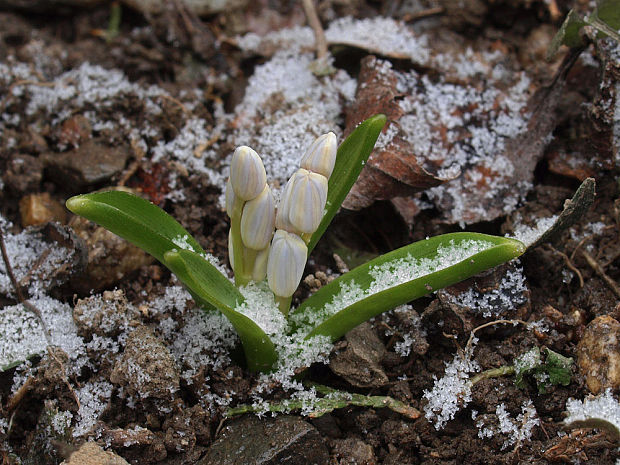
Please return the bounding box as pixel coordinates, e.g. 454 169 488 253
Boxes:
306 114 387 254
164 249 277 372
66 191 204 264
296 232 525 341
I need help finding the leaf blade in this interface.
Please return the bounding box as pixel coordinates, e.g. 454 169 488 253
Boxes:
164 249 278 372
293 233 525 341
66 191 204 264
306 114 386 253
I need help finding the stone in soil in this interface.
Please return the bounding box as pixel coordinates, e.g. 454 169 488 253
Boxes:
329 322 388 388
200 415 329 465
330 437 376 465
19 192 67 227
60 442 130 465
42 139 129 189
3 154 43 194
110 326 180 400
577 315 620 394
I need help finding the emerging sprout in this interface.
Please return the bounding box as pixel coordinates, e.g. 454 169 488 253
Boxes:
65 114 526 373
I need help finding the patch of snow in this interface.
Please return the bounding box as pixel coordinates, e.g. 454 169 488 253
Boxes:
423 338 480 429
475 400 539 449
444 263 528 318
73 379 113 437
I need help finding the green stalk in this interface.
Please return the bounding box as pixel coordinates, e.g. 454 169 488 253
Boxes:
275 295 292 316
231 198 250 285
243 247 258 281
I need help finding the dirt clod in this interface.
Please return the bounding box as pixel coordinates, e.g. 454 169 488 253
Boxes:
110 326 180 400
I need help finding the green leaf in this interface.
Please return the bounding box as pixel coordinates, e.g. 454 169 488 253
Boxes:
66 191 204 264
514 346 573 393
163 249 277 372
547 10 586 60
593 0 620 31
543 348 573 388
306 114 386 253
292 233 525 341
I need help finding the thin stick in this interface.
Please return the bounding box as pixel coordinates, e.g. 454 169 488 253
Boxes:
581 249 620 299
402 7 444 22
301 0 328 60
547 244 584 288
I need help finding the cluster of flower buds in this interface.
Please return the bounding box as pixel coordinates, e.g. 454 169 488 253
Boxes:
226 146 275 284
226 133 337 312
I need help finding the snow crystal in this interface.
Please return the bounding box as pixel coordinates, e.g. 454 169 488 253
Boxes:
387 64 533 225
565 389 620 433
325 16 430 64
0 295 85 372
229 50 354 198
152 116 225 188
423 339 480 429
0 217 78 297
475 400 539 449
51 410 73 435
170 308 238 383
73 379 113 437
444 263 528 318
235 282 287 337
511 215 558 247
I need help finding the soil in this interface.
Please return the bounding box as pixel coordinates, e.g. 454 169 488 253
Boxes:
0 1 619 464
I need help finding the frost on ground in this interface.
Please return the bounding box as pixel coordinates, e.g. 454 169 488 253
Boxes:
443 263 529 318
393 70 534 225
0 295 85 372
73 379 113 437
0 216 79 297
236 16 431 65
474 400 540 449
564 389 620 436
0 58 223 197
423 338 480 429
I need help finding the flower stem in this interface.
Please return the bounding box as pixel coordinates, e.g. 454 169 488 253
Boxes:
231 198 250 285
275 295 292 316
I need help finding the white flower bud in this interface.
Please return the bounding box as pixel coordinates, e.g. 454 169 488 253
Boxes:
252 246 269 282
275 174 297 233
267 230 307 298
300 132 337 178
225 178 236 217
283 168 328 234
241 185 275 250
229 146 267 200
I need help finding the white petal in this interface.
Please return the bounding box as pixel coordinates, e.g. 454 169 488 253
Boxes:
286 169 328 234
267 230 307 297
252 246 269 282
241 185 275 250
225 178 236 217
229 146 267 200
300 132 337 178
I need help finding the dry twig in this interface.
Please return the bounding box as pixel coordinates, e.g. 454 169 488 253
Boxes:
581 249 620 299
